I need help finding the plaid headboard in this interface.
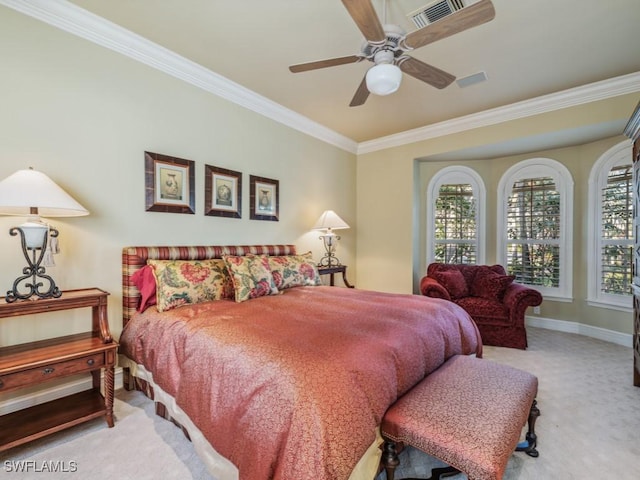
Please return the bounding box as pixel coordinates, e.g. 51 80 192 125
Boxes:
122 244 297 327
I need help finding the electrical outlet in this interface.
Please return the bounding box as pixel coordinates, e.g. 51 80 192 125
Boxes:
533 306 541 314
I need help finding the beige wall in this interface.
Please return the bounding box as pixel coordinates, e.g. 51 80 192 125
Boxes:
1 6 637 350
357 95 639 335
0 9 356 346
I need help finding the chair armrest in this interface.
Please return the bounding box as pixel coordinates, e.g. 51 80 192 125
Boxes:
503 282 543 326
419 276 451 301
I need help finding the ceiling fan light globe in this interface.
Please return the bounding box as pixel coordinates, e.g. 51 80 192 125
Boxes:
366 64 402 96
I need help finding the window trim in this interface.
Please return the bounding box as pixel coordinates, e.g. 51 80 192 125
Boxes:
426 166 486 265
497 158 574 300
587 140 633 312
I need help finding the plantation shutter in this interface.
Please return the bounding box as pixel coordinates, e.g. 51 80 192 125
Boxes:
600 164 633 295
506 176 560 287
434 183 477 264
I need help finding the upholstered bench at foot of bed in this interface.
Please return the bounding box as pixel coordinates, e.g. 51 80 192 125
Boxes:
381 355 539 480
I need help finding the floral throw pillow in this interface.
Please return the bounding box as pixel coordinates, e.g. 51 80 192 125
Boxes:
470 266 515 302
148 259 234 312
268 252 321 290
223 255 279 303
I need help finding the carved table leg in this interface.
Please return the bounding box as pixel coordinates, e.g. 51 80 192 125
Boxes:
516 399 540 457
381 439 400 480
105 366 115 427
381 440 460 480
342 270 355 288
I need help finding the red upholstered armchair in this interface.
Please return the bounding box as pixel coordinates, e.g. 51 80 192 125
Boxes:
420 263 542 350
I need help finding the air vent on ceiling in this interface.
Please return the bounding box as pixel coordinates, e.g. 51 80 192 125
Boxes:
456 71 488 88
408 0 467 29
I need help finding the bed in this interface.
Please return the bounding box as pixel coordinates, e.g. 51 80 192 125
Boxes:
118 244 483 480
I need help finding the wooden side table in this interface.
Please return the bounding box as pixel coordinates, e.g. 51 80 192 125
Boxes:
0 288 117 452
318 265 354 288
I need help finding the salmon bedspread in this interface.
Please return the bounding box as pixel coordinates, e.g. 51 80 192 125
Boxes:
119 286 482 480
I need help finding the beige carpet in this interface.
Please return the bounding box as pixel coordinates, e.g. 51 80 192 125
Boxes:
385 327 640 480
1 386 213 479
2 327 639 479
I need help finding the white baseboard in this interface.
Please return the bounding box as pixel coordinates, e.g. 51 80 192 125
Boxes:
526 315 633 348
0 367 124 416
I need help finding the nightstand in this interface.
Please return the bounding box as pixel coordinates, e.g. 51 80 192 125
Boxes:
0 288 117 451
317 265 354 288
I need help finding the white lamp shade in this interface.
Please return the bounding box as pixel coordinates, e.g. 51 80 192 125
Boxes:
0 168 89 217
366 63 402 96
313 210 350 231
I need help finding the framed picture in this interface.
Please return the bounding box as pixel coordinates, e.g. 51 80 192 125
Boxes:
145 151 195 214
205 164 242 218
250 175 279 221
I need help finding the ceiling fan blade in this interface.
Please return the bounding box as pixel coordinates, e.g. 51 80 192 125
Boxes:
399 57 455 89
349 75 370 107
289 55 361 73
341 0 386 45
403 0 495 50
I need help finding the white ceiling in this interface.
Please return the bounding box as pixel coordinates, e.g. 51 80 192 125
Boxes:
15 0 640 148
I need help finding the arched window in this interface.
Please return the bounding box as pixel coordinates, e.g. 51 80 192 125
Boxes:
587 140 633 311
427 166 485 264
497 158 573 300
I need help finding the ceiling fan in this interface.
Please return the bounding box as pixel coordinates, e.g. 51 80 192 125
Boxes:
289 0 495 107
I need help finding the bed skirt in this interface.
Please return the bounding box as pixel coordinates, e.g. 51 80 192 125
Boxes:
118 355 384 480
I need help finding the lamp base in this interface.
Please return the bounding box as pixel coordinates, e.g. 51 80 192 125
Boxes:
5 226 61 303
317 233 344 268
317 254 343 268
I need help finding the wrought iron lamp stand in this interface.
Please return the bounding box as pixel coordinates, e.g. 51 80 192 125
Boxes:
317 233 342 267
5 226 61 303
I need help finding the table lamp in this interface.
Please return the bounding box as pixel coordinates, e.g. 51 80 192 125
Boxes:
312 210 350 267
0 167 89 302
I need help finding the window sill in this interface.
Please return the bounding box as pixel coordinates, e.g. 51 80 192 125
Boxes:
587 299 632 313
541 295 573 303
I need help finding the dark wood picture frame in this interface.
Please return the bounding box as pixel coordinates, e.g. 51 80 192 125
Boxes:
204 164 242 218
250 175 279 221
145 151 195 214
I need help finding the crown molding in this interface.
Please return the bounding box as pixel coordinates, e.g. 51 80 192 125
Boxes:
624 98 640 140
358 72 640 154
3 0 639 157
0 0 358 154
